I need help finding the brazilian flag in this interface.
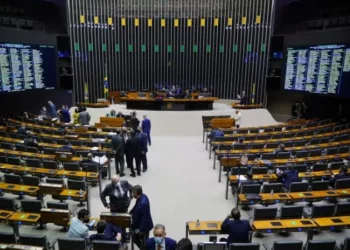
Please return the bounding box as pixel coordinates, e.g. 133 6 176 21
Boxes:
104 64 109 99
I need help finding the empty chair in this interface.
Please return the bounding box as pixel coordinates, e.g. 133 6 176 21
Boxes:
274 127 283 132
41 137 55 144
47 201 69 210
19 234 49 249
233 144 248 150
262 183 283 193
42 160 58 170
21 199 43 213
15 144 26 152
262 153 276 160
283 133 294 138
67 179 86 191
9 133 18 139
309 149 322 157
335 179 350 189
0 131 7 137
251 167 268 174
251 144 265 149
263 240 303 250
277 152 291 159
337 238 350 250
271 134 282 139
312 163 328 172
280 205 303 219
0 197 17 211
92 240 121 250
26 158 41 167
83 163 99 172
319 137 330 144
265 143 279 149
240 184 261 194
304 131 315 136
43 147 57 155
63 162 81 171
22 176 40 186
7 157 22 165
338 146 350 154
70 140 82 146
4 174 22 184
75 151 90 158
330 162 345 170
0 155 7 163
0 232 17 244
46 178 65 185
246 154 256 161
327 148 338 155
305 239 335 250
26 146 39 153
256 135 270 140
56 139 68 145
229 243 260 250
231 167 248 176
285 126 294 131
295 131 305 137
84 141 99 147
334 135 344 142
58 237 87 250
264 128 273 133
294 140 307 147
304 204 335 218
283 141 294 147
292 164 308 172
289 182 309 192
311 181 330 191
249 129 259 134
335 202 350 216
253 207 277 220
1 142 14 150
197 242 226 250
295 151 309 158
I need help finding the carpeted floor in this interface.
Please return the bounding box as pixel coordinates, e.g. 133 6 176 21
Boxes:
1 105 348 248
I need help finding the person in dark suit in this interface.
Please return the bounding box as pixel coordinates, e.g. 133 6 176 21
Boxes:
47 101 57 118
274 143 288 155
89 220 122 242
111 131 125 177
330 165 350 188
130 111 140 132
17 124 28 136
276 167 298 190
291 101 299 118
126 130 142 177
146 224 176 250
130 185 154 249
221 208 252 246
240 91 248 105
24 133 40 149
137 128 148 172
176 239 193 250
141 115 151 146
101 175 133 213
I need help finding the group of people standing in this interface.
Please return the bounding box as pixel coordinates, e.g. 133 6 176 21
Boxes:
291 101 307 119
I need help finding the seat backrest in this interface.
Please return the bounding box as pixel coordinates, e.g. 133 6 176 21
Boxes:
0 155 7 163
0 197 17 211
289 182 309 192
335 179 350 189
280 205 304 219
278 152 291 159
7 157 21 165
84 163 99 172
292 165 307 172
262 183 283 193
92 240 121 250
46 178 65 185
26 158 41 167
233 144 248 150
63 162 80 171
309 149 322 156
311 181 329 191
26 146 39 153
312 163 328 172
262 153 276 160
327 148 338 155
231 167 248 175
330 162 344 170
335 202 350 216
67 179 86 191
58 237 86 250
253 207 277 220
312 204 335 218
197 242 226 250
19 234 47 248
296 151 309 157
272 240 303 250
21 199 42 213
22 176 40 186
43 147 57 155
305 239 335 250
338 146 350 154
251 144 265 149
42 160 58 169
47 201 69 210
0 232 17 243
241 184 261 194
265 143 279 149
4 174 22 184
251 167 268 174
229 243 260 250
343 237 350 250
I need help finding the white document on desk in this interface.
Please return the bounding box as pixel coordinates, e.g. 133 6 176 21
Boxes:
236 175 247 181
93 156 108 165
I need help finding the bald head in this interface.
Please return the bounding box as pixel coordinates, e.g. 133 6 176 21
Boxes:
111 175 120 185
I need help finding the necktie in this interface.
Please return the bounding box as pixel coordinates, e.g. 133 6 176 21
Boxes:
157 245 162 250
115 185 121 198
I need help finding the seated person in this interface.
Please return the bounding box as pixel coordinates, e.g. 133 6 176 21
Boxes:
60 142 75 155
240 153 249 167
276 166 298 190
39 106 48 118
232 138 244 148
274 143 288 154
17 124 28 136
106 110 117 117
210 128 224 139
221 208 252 245
116 111 125 118
330 165 350 188
81 153 107 178
176 239 193 250
237 171 260 193
24 134 40 149
146 224 176 250
89 220 122 242
68 209 90 238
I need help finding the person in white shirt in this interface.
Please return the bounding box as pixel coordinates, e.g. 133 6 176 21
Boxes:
68 209 90 238
234 110 242 129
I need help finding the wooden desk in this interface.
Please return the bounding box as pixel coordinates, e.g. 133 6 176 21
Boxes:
55 169 99 182
0 183 38 196
0 163 22 173
313 216 350 230
100 212 132 229
8 212 40 225
0 210 14 220
15 166 57 177
288 192 318 202
252 219 317 235
336 189 350 197
186 221 223 238
59 189 87 201
0 149 55 160
238 193 292 206
0 244 43 250
39 183 64 196
40 208 70 226
231 104 263 109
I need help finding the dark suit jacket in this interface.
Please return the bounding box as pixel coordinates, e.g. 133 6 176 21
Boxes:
277 170 298 190
17 127 28 136
126 136 142 157
147 237 176 250
111 134 125 156
100 180 133 208
221 218 251 246
130 194 153 232
141 118 151 132
330 173 350 188
240 95 248 105
139 132 148 153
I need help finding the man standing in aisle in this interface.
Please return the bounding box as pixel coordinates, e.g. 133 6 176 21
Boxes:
234 110 242 129
141 115 151 146
47 101 57 119
100 175 133 213
130 185 153 249
138 127 148 172
126 129 142 177
111 130 125 177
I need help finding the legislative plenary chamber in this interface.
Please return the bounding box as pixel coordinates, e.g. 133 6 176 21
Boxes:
1 0 350 249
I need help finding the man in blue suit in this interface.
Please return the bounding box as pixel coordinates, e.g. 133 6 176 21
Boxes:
138 128 149 172
146 224 176 250
141 115 151 146
130 185 153 249
47 101 57 118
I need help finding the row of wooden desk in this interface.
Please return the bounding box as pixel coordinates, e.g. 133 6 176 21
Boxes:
186 216 350 241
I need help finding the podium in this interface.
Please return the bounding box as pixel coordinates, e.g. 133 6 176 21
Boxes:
100 212 131 229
